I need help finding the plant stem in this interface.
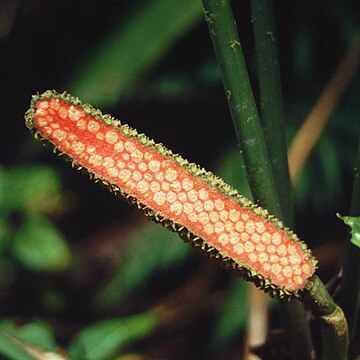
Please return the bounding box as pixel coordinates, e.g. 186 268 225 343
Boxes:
202 0 314 358
339 137 360 355
250 2 314 358
202 0 282 217
280 301 315 360
202 0 348 359
251 0 293 227
304 276 349 360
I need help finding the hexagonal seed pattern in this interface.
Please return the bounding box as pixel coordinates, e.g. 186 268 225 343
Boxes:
30 95 315 292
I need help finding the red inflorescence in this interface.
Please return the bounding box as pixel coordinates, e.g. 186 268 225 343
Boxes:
30 95 315 293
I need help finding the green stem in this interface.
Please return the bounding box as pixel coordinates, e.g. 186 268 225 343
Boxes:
304 276 349 360
251 0 293 227
339 138 360 355
250 1 314 358
202 0 314 358
282 301 316 360
202 0 348 359
202 0 282 217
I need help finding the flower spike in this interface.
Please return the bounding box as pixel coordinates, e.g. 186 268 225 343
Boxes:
25 90 316 299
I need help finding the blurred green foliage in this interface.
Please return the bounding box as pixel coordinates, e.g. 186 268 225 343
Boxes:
0 320 57 360
338 215 360 248
96 224 189 309
69 0 202 107
68 312 159 360
0 0 358 358
0 165 71 272
12 214 70 271
212 279 248 344
0 166 62 215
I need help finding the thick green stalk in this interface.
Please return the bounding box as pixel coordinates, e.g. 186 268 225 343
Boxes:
250 1 313 358
340 138 360 355
282 301 315 360
202 0 348 359
304 276 349 360
202 0 313 358
202 0 282 217
251 0 293 227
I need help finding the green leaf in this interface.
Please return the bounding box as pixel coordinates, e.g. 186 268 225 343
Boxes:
68 312 159 360
68 0 202 106
337 214 360 248
0 320 58 360
0 166 62 216
212 279 248 344
96 223 189 308
0 333 34 360
12 214 71 271
17 323 56 352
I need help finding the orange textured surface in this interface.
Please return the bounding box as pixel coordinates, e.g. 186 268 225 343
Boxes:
32 97 315 291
